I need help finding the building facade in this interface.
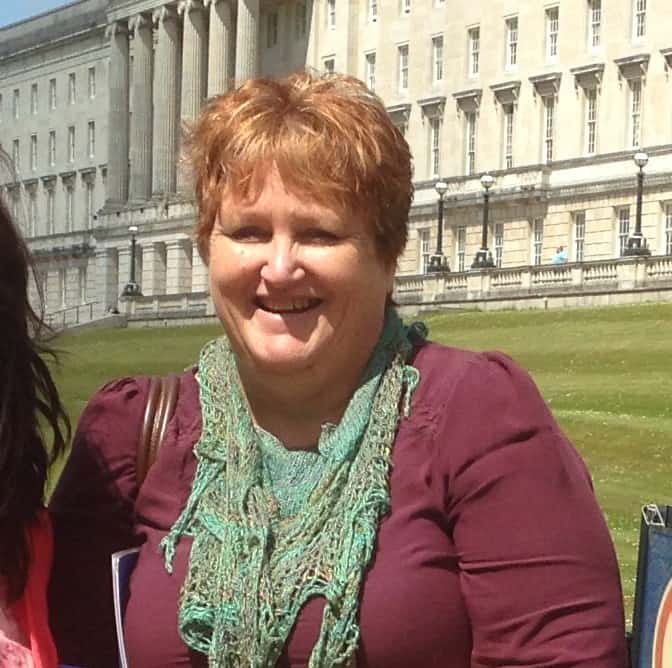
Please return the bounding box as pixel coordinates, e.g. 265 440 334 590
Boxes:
1 0 671 319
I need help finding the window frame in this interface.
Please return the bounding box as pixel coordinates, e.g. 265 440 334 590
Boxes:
505 16 519 69
432 35 444 84
465 111 477 176
618 207 630 256
633 0 646 40
429 116 441 178
365 51 376 92
545 6 559 61
456 226 467 272
588 0 601 50
531 217 544 265
629 78 642 149
584 87 598 156
468 26 480 77
398 43 410 92
573 211 586 261
543 96 555 163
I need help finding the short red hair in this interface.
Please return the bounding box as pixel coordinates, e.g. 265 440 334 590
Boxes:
187 71 413 265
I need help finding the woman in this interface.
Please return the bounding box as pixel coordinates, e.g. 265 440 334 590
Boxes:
0 194 68 668
49 72 627 667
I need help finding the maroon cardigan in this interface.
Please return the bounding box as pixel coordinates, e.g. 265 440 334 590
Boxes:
48 342 628 667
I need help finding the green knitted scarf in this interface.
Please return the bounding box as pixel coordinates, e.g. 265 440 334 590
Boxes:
161 308 424 667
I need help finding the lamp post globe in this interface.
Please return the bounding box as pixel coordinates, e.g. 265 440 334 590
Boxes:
121 224 143 297
624 151 651 256
471 173 496 269
427 180 450 273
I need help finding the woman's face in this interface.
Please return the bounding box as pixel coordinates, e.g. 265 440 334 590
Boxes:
208 166 395 382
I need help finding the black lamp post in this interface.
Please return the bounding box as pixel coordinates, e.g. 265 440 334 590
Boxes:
427 180 450 272
472 172 496 269
624 151 651 256
121 224 142 297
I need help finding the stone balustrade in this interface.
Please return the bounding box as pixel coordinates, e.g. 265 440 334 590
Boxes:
394 255 672 311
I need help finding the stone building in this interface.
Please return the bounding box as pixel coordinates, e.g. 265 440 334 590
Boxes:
1 0 672 319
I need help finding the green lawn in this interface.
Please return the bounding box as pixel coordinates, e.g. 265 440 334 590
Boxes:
51 303 672 622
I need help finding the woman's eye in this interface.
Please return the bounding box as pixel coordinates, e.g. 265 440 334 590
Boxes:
228 226 269 242
302 228 338 243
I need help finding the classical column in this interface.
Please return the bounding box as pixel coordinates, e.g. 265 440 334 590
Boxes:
205 0 233 97
166 239 193 293
95 247 119 315
191 243 208 292
141 242 168 296
129 14 154 202
117 246 131 297
177 0 208 192
235 0 259 83
105 22 130 205
152 6 181 196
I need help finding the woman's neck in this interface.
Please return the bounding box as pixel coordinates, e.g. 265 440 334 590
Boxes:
237 354 370 451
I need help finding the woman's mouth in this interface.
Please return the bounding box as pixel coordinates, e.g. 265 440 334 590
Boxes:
254 297 322 314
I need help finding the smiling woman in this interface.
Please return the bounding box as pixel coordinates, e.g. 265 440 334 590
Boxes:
49 72 628 668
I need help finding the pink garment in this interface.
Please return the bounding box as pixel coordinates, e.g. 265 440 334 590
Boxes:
2 510 58 668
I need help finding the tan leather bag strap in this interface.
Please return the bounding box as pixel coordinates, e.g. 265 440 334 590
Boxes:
136 374 180 485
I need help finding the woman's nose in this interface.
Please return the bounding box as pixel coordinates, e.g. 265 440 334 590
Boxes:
259 238 305 285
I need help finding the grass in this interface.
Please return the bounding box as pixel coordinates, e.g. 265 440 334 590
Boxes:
51 303 672 622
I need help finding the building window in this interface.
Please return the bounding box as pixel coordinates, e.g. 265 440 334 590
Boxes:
456 226 466 272
323 57 335 75
77 267 87 304
546 7 559 61
589 0 601 49
86 180 95 225
88 66 96 98
48 131 56 167
327 0 336 29
618 207 630 256
10 191 20 223
30 83 38 115
368 0 378 22
466 111 477 175
531 218 544 265
633 0 646 39
68 126 75 162
429 117 441 178
295 2 307 36
58 269 66 307
544 97 555 163
398 44 409 91
49 78 56 110
432 36 444 83
28 191 37 237
46 188 55 235
665 204 672 255
629 79 642 149
30 134 37 171
68 73 76 104
12 139 20 172
585 88 598 155
419 228 431 273
505 16 518 68
573 211 586 261
87 121 95 158
468 27 480 77
365 52 376 92
65 184 74 232
503 104 514 169
494 222 504 268
13 89 19 119
266 11 278 48
401 0 411 14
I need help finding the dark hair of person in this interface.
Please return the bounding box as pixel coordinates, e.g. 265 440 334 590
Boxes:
0 196 70 601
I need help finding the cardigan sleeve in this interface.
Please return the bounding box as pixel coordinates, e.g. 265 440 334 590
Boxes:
47 377 149 668
435 351 627 667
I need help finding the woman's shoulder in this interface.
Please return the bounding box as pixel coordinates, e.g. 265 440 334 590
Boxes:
413 340 533 405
